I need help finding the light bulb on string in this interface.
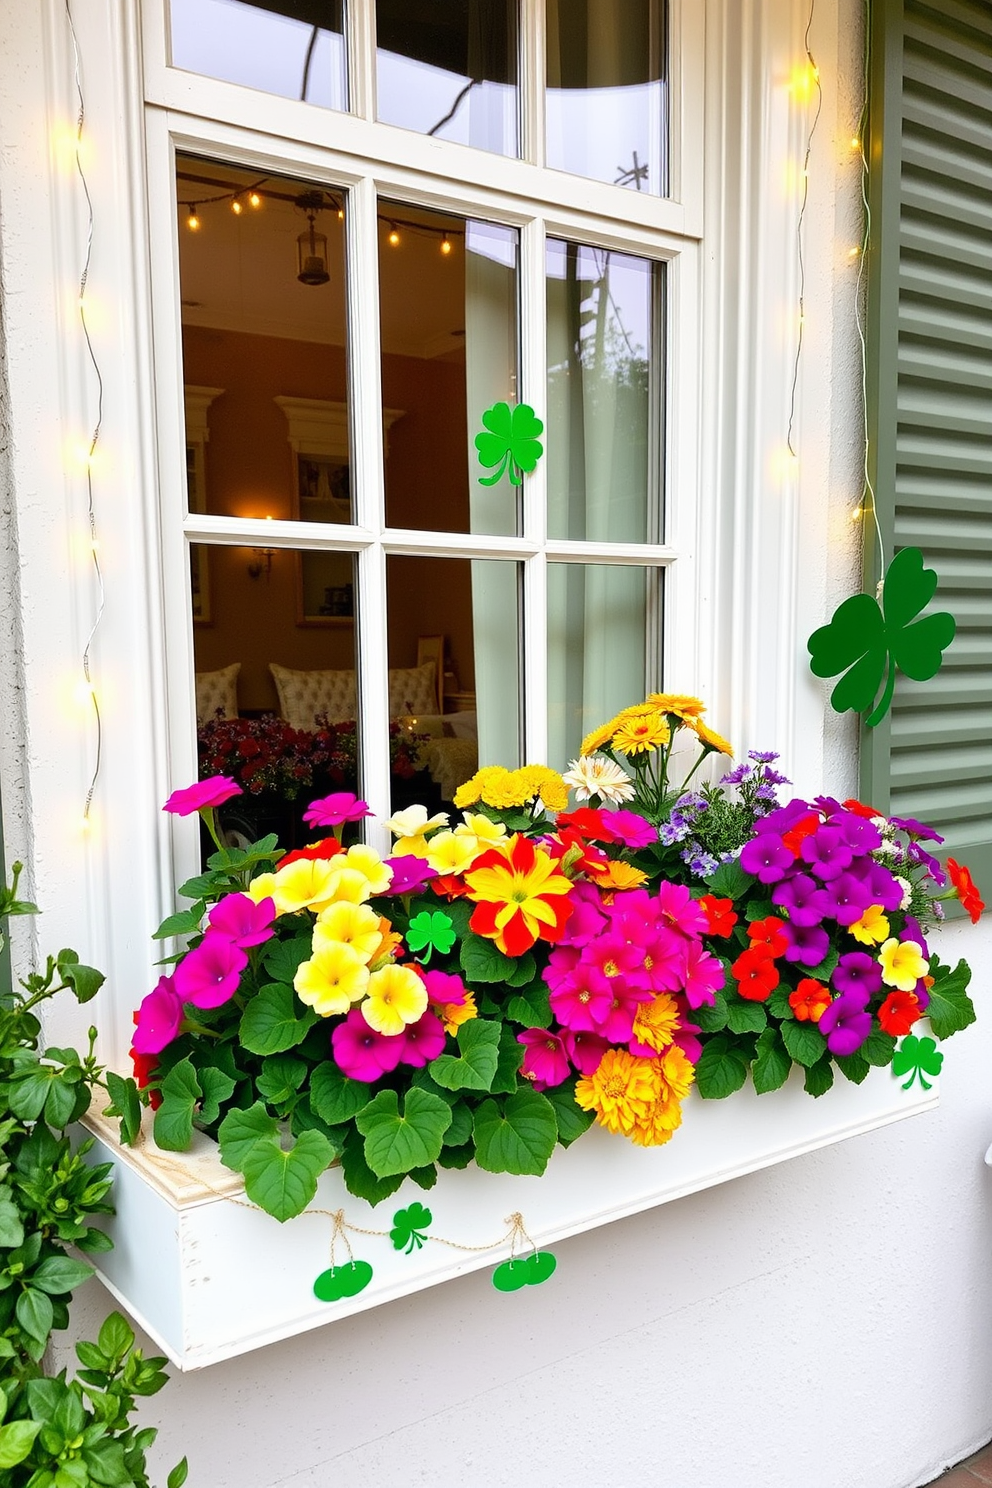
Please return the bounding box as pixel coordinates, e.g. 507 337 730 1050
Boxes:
186 204 200 231
231 196 243 215
249 190 262 209
440 232 452 256
388 224 400 247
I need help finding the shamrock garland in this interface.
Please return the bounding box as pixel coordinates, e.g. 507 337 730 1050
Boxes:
892 1034 943 1092
474 401 544 487
807 547 955 726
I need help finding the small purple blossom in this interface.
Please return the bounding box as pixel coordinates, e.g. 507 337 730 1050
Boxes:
748 749 780 764
832 951 884 1000
720 763 751 787
819 991 872 1056
682 845 719 877
800 825 855 881
888 815 944 844
781 921 831 967
659 821 690 846
740 834 794 884
827 812 882 853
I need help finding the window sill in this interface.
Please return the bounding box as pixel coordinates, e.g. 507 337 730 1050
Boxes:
81 1069 936 1370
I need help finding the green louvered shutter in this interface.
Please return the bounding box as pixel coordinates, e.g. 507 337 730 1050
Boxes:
863 0 992 903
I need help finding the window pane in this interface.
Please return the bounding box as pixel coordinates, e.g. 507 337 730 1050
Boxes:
170 0 346 109
191 541 359 850
387 556 522 808
547 0 667 195
546 239 659 543
376 0 519 157
177 154 350 524
380 206 519 535
547 563 655 769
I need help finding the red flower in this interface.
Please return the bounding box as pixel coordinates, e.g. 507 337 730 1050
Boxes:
788 979 831 1022
842 797 881 820
946 857 985 924
781 812 821 857
129 1047 162 1109
732 945 779 1001
431 875 471 900
877 989 923 1037
279 837 344 868
698 894 737 937
556 808 612 842
746 915 788 958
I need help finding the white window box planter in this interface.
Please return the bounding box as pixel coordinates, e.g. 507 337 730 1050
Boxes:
80 1066 935 1370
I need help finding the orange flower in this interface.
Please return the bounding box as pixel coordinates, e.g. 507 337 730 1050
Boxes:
464 834 574 957
781 812 821 857
699 895 737 937
588 860 649 892
788 979 832 1022
947 857 985 924
747 915 788 958
431 874 471 900
732 945 779 1001
877 990 922 1037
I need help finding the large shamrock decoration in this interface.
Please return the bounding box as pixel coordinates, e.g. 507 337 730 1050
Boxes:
807 547 955 726
475 401 544 487
406 910 456 964
892 1033 943 1091
390 1202 433 1254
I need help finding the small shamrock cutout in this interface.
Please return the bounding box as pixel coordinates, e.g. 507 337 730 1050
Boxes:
390 1202 433 1254
406 910 456 964
807 546 955 726
475 401 544 487
892 1034 943 1091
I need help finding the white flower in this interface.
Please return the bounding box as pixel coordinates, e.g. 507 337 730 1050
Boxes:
895 875 912 910
875 839 897 856
383 805 449 839
562 755 635 805
871 815 890 831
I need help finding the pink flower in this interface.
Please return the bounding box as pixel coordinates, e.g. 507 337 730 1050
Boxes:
602 810 656 848
132 976 184 1054
331 1006 405 1082
623 922 687 993
380 857 438 895
599 985 652 1042
549 964 614 1032
163 776 241 815
655 880 708 937
544 943 581 991
423 969 468 1008
303 792 372 828
559 882 608 947
672 997 703 1065
517 1027 571 1090
397 1010 447 1067
681 939 724 1009
174 931 248 1009
208 893 276 948
562 1028 609 1075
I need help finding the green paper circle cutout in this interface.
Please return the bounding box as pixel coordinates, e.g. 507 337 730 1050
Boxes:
313 1260 374 1302
491 1259 530 1293
525 1250 557 1285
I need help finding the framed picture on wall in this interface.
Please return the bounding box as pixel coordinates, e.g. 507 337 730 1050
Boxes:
295 455 354 625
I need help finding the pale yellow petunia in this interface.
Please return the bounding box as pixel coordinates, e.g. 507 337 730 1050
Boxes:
313 901 384 963
878 937 928 991
294 943 370 1017
361 963 428 1036
425 830 482 876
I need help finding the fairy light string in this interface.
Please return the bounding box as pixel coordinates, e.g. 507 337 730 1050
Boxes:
786 0 823 461
65 0 105 830
852 0 886 596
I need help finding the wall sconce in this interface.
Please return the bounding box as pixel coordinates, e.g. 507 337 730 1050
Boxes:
247 517 276 579
296 190 330 286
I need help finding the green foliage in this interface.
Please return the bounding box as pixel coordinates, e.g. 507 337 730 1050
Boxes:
428 1021 501 1092
355 1088 452 1179
472 1091 557 1175
694 1036 750 1100
924 959 976 1039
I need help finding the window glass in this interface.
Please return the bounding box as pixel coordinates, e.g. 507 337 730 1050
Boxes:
170 0 346 109
379 205 519 536
376 0 519 157
546 239 659 543
547 562 654 769
547 0 667 195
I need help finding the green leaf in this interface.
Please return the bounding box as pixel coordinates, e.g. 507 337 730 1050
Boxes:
356 1088 452 1178
0 1190 24 1250
544 1077 595 1146
472 1090 557 1175
152 1058 201 1150
56 956 105 1004
218 1101 277 1173
196 1066 236 1126
44 1075 77 1131
30 1256 94 1295
505 983 552 1027
802 948 839 982
834 1051 870 1085
15 1287 54 1345
261 935 314 986
240 981 318 1055
766 987 795 1021
702 860 756 900
83 1439 128 1485
339 1129 404 1206
803 1058 834 1097
309 1063 372 1125
7 1071 50 1122
781 1019 828 1068
503 952 537 988
104 1071 142 1146
256 1055 307 1107
97 1312 134 1362
925 959 976 1039
694 989 729 1032
459 932 525 984
242 1129 334 1221
443 1100 473 1147
428 1020 501 1092
437 1142 474 1170
726 997 768 1035
167 1459 190 1488
152 904 205 940
0 1420 41 1470
751 1028 792 1094
862 1030 897 1068
489 1023 525 1093
694 1036 750 1100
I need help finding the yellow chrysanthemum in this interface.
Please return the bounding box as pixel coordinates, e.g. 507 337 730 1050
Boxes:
481 770 528 809
294 943 370 1017
627 1046 696 1147
630 992 682 1053
271 858 343 915
313 902 384 963
645 693 707 721
438 991 477 1036
878 937 928 991
848 903 890 947
361 963 428 1036
574 1048 661 1137
685 717 734 757
611 715 670 755
425 830 482 876
453 765 509 810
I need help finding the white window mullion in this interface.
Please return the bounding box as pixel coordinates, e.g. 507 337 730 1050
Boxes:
346 0 376 123
520 213 548 762
520 0 546 168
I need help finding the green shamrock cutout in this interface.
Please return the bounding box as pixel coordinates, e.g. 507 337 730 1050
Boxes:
390 1202 433 1254
406 910 456 964
313 1259 373 1302
492 1251 557 1292
807 547 955 727
892 1034 943 1091
475 402 544 487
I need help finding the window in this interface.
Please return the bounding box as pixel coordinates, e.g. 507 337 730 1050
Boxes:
149 0 691 853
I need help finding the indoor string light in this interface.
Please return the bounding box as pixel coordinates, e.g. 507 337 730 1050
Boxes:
786 0 823 462
65 0 105 833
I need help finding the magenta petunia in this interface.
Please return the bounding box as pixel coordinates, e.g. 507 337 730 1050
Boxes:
208 893 276 948
397 1010 447 1067
423 968 468 1008
821 871 872 926
819 990 872 1056
832 951 884 1000
302 792 372 828
655 880 708 937
672 997 703 1065
562 1028 609 1075
740 833 794 884
771 872 832 927
681 938 724 1009
549 963 614 1032
517 1027 571 1091
379 856 438 895
132 976 184 1054
781 920 830 968
598 984 652 1043
331 1006 405 1082
799 825 854 881
163 776 241 816
559 882 609 948
174 931 248 1009
602 810 657 848
543 943 582 991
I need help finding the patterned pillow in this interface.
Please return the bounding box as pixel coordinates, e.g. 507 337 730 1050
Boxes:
388 662 438 717
195 664 240 727
269 664 356 729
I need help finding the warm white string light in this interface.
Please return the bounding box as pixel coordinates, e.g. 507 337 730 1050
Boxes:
786 2 823 463
65 0 105 831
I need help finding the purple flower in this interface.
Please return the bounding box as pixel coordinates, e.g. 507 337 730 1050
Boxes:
782 921 831 967
331 1007 405 1082
303 792 372 829
208 892 276 947
603 810 657 848
811 795 844 817
379 856 438 895
755 783 778 802
888 815 944 844
906 841 946 886
741 833 794 883
720 763 751 787
675 791 709 817
902 915 930 961
761 768 792 787
682 845 719 877
517 1028 571 1090
912 976 931 1013
819 991 872 1056
800 826 854 881
659 821 690 846
174 931 248 1009
771 872 832 927
748 749 780 764
822 871 872 926
132 977 184 1054
163 776 241 815
832 951 883 1000
827 812 882 853
561 1029 609 1075
397 1011 447 1067
761 798 817 835
866 860 904 911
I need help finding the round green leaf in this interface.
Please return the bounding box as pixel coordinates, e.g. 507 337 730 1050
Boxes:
472 1090 557 1176
355 1088 452 1179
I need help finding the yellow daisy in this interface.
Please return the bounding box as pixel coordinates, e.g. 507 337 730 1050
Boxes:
611 715 670 755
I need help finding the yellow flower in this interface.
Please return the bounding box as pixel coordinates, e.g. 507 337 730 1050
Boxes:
848 903 890 946
611 715 670 755
514 765 569 812
481 769 526 809
630 992 681 1053
361 963 428 1036
271 859 343 914
438 990 477 1036
313 902 384 963
628 1046 696 1147
385 805 450 858
425 830 481 876
878 937 929 991
453 765 509 810
247 872 279 907
646 693 707 721
455 813 507 844
591 860 649 893
316 844 393 904
317 867 374 906
574 1048 661 1137
294 944 370 1017
685 717 733 757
